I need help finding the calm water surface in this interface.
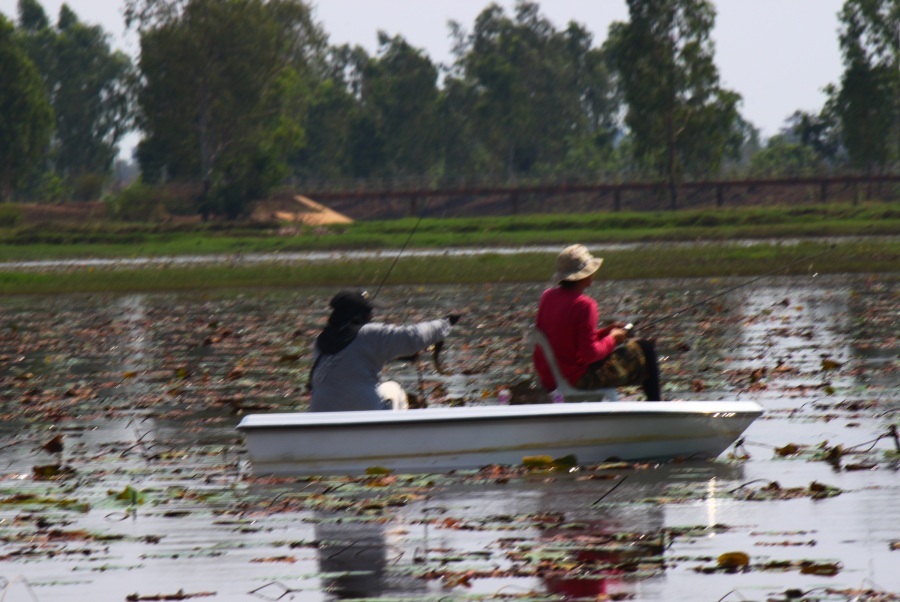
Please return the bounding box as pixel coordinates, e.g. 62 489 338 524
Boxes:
0 274 897 601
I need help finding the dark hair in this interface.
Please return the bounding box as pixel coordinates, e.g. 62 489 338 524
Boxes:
327 290 374 327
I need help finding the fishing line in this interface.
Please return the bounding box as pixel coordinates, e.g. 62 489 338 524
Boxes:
367 199 437 405
371 201 431 300
629 244 838 333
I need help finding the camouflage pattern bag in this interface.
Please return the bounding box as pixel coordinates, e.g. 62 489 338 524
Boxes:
576 340 647 390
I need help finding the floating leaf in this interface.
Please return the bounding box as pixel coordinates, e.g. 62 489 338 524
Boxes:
126 590 216 601
111 485 145 505
820 445 844 467
775 443 801 457
33 464 76 480
250 556 296 563
799 561 840 576
552 454 578 468
522 455 554 468
820 358 842 371
717 551 750 569
808 481 841 499
365 466 393 475
41 434 64 454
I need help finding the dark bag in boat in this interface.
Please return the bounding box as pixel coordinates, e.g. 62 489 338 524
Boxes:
575 340 646 390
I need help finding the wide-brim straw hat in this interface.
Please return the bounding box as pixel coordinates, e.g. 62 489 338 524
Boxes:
552 244 603 283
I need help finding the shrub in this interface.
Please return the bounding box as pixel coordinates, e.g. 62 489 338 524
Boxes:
105 182 167 221
0 203 23 227
72 173 107 202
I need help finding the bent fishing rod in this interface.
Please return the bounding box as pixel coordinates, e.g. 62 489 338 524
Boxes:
628 244 838 334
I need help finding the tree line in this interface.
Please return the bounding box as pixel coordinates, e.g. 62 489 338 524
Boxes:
0 0 897 218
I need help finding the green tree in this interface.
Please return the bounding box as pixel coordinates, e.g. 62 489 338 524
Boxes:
0 14 53 200
446 1 619 179
15 0 54 76
52 6 135 186
356 33 440 178
750 135 822 177
833 0 899 173
134 0 325 218
607 0 741 207
289 45 366 181
15 0 135 199
781 108 843 168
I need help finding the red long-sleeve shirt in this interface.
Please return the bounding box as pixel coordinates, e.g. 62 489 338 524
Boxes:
534 286 617 390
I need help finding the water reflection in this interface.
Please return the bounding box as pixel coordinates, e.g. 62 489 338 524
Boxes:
314 517 389 598
300 463 742 600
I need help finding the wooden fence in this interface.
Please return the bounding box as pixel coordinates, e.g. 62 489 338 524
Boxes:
296 174 900 220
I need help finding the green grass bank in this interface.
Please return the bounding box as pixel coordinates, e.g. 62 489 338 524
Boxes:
0 238 895 295
1 202 898 260
0 202 896 294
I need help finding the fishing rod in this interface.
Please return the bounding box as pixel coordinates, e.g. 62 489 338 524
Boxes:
371 203 430 300
628 244 837 334
367 200 446 406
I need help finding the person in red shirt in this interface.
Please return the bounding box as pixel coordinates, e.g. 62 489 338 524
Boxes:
534 244 662 400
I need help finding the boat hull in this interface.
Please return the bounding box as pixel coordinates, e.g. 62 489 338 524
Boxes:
236 401 762 476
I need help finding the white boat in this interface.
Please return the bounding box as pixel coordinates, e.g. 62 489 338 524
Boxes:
236 400 763 476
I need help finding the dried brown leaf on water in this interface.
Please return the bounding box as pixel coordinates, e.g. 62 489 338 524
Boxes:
250 555 296 563
844 462 877 471
821 358 843 371
225 366 245 381
32 464 76 480
41 434 64 454
696 557 842 576
774 443 802 457
799 560 841 576
819 444 844 467
126 590 215 601
733 480 841 501
824 588 900 601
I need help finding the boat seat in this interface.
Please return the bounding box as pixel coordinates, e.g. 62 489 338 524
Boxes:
530 326 618 402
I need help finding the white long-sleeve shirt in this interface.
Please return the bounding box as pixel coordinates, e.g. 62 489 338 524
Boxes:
309 318 452 412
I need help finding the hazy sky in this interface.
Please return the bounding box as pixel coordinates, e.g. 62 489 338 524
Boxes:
1 0 846 156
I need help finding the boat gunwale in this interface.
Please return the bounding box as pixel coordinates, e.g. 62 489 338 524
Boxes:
236 401 763 432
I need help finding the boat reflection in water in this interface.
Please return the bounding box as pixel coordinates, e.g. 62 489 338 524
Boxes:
314 517 388 598
308 462 741 599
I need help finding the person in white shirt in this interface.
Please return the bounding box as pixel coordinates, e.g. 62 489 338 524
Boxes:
309 290 460 412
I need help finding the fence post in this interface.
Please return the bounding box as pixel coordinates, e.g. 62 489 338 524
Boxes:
716 185 725 208
820 180 828 202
